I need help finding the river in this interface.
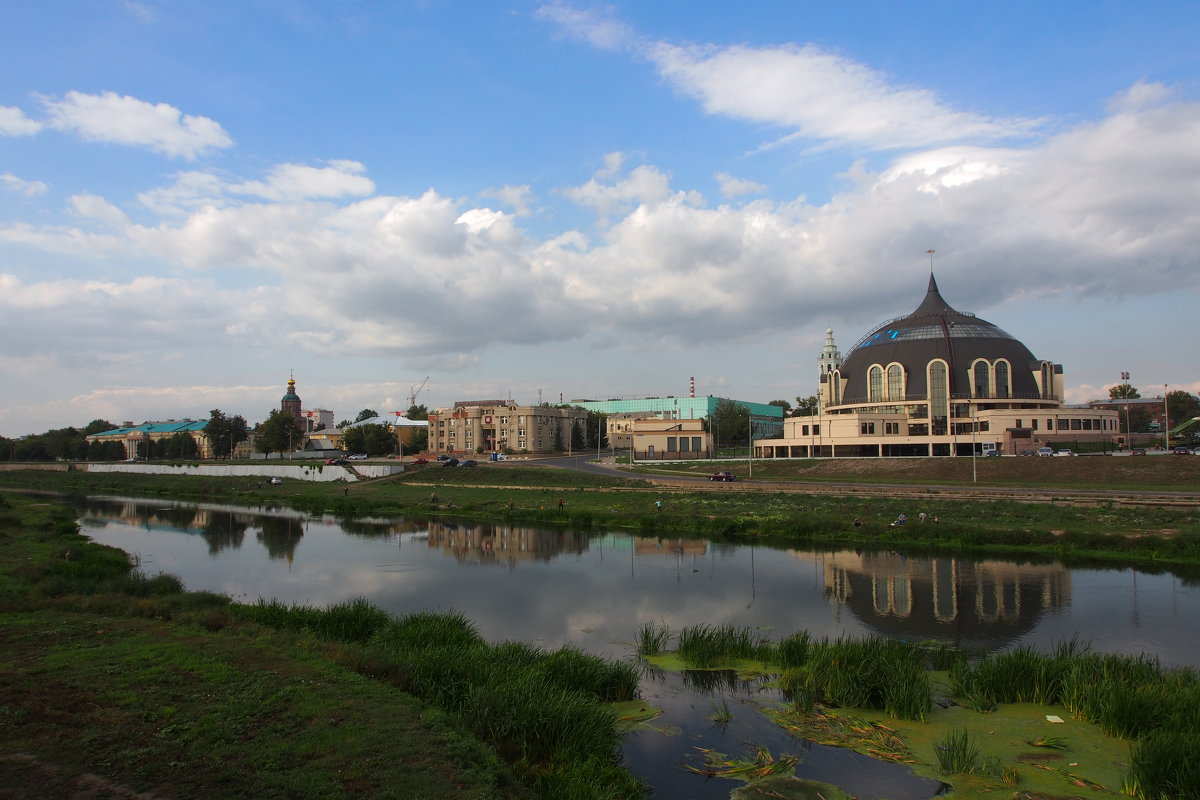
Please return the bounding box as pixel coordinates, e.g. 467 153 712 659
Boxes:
75 495 1200 799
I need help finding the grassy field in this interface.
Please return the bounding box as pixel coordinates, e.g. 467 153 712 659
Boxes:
0 493 641 800
626 451 1200 491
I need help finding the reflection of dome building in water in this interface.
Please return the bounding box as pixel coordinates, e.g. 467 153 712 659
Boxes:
757 275 1120 457
814 550 1071 646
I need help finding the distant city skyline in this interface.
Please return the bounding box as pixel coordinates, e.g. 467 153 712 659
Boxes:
2 2 1198 437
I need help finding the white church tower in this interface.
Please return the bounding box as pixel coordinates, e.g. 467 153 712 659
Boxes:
818 327 841 380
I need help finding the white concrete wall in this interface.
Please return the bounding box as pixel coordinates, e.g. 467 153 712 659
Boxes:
86 463 404 482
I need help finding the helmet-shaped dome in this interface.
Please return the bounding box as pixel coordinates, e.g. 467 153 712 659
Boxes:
836 275 1041 403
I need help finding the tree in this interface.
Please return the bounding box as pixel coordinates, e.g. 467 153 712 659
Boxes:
355 408 379 423
255 409 303 457
708 399 750 448
1166 390 1200 430
1110 384 1141 400
792 395 819 416
83 419 116 435
570 419 586 451
346 423 395 457
550 421 564 452
406 404 428 420
206 409 248 459
585 411 608 450
768 399 792 414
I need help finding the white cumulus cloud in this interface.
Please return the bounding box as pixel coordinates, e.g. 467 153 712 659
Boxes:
715 171 766 198
40 90 232 159
0 105 42 136
1 173 48 196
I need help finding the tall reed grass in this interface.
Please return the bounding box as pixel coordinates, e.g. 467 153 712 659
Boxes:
242 602 643 800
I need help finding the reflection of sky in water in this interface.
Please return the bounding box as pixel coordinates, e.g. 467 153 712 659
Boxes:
77 496 1200 800
77 496 1200 669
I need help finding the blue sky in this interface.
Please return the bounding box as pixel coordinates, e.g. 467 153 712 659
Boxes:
2 1 1198 436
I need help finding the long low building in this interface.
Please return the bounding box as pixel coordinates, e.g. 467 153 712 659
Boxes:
756 275 1119 458
86 420 212 459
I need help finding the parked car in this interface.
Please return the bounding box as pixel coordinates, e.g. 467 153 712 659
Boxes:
1054 449 1076 457
1172 446 1191 455
325 457 349 465
410 457 429 465
1036 447 1054 457
348 453 368 460
459 459 478 468
442 457 460 467
709 471 736 482
436 454 451 462
267 476 283 485
1019 449 1035 457
1131 448 1147 456
983 450 1001 457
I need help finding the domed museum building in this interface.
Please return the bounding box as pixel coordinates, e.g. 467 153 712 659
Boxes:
756 275 1120 458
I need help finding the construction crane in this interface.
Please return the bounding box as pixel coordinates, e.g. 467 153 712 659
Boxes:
407 377 429 409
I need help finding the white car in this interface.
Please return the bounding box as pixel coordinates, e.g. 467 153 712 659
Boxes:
348 453 368 460
1037 447 1054 457
267 476 283 485
1054 449 1076 457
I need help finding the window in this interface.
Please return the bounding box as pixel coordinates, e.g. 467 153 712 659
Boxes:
667 436 677 451
1047 418 1054 430
860 422 876 435
692 437 702 451
908 423 928 436
973 360 990 398
1041 363 1053 399
995 360 1011 399
1016 420 1023 428
1031 419 1038 430
885 422 900 434
929 360 949 436
812 425 820 435
887 364 904 401
831 371 842 405
802 425 809 436
868 366 883 402
679 437 690 452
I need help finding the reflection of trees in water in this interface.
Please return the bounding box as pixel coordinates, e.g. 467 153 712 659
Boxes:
159 506 198 530
425 521 589 565
679 669 767 695
257 516 305 561
338 518 423 540
200 511 247 554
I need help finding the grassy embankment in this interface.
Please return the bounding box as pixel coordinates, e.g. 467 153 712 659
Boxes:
634 623 1199 800
3 461 1199 570
0 492 646 800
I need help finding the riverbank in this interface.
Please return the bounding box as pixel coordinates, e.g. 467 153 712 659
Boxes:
3 466 1198 571
0 493 639 800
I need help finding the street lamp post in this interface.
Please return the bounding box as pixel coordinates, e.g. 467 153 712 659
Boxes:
747 413 753 479
1164 385 1170 452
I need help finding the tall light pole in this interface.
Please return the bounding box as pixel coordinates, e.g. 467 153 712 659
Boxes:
1164 385 1170 451
747 412 753 479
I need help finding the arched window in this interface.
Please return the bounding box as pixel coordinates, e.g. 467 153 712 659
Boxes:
972 360 991 398
994 360 1011 399
831 370 842 405
868 365 883 402
1041 362 1053 400
887 364 904 401
929 360 949 436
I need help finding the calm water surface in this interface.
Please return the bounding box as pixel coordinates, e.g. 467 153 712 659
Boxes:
76 496 1200 799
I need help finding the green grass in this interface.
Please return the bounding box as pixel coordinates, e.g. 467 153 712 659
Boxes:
934 728 981 775
0 493 644 800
